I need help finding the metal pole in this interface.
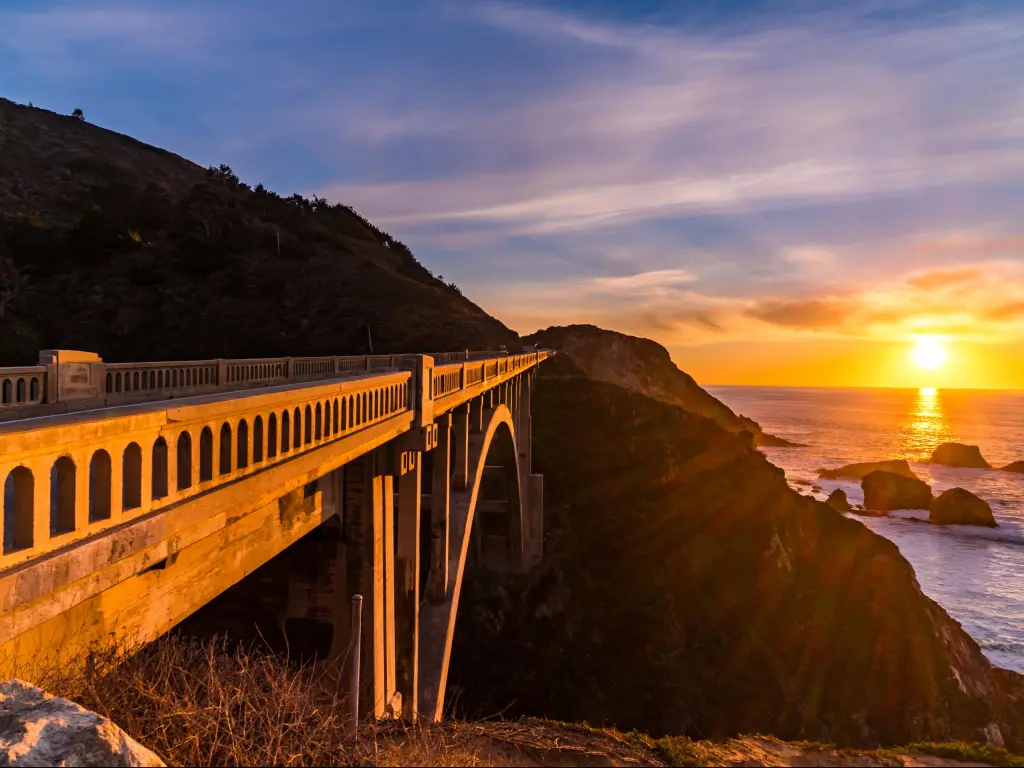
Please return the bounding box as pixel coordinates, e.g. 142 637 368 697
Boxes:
349 594 363 741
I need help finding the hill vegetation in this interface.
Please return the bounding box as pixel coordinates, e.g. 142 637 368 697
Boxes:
0 98 516 364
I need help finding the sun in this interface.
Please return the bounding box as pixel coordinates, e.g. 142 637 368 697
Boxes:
912 338 947 370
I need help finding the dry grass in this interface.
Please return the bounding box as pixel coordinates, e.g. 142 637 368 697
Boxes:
36 635 356 767
16 634 1015 767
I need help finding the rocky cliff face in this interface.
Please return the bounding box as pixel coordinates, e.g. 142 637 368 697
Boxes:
523 324 794 446
448 367 1024 749
0 98 517 364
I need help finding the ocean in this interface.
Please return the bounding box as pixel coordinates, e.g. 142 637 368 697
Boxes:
708 385 1024 674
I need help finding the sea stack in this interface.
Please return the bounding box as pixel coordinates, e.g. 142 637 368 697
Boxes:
930 488 997 527
931 442 990 469
862 470 933 512
819 459 918 481
826 488 852 512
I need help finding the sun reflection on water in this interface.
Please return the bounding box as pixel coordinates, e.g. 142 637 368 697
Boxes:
898 387 954 459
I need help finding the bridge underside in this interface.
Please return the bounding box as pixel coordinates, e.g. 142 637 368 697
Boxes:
0 368 542 724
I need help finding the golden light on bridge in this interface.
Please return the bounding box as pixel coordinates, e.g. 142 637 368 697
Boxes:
911 337 947 371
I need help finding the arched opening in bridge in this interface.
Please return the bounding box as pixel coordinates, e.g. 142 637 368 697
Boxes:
333 398 340 434
152 437 169 499
361 392 368 424
345 396 352 429
281 411 290 453
177 432 193 491
219 423 232 476
123 443 142 510
200 427 214 483
49 456 76 536
267 414 277 458
88 450 112 523
240 419 251 467
3 466 33 553
2 379 11 403
304 405 313 445
425 412 525 720
315 403 323 441
293 407 301 449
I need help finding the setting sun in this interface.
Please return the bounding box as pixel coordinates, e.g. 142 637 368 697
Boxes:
912 338 947 370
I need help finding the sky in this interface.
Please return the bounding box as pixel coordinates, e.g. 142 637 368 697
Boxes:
2 0 1024 388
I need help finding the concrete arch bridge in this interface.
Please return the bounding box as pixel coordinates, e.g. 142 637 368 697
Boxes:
0 347 549 721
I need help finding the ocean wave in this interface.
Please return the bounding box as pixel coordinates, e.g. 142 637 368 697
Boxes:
979 640 1024 653
870 513 1024 546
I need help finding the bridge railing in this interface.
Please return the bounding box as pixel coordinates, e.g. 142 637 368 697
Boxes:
0 369 416 569
0 367 47 409
0 348 548 569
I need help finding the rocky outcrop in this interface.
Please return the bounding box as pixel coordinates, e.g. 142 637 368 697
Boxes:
0 679 164 766
826 489 852 512
1000 461 1024 474
522 325 799 447
450 373 1024 749
930 488 997 527
931 443 990 469
819 460 919 481
862 471 933 512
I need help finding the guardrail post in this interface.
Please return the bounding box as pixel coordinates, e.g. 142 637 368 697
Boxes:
216 359 227 386
38 350 106 405
284 357 293 380
402 355 434 429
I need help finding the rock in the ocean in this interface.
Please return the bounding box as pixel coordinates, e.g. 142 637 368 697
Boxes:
1000 461 1024 474
819 459 919 481
930 488 997 527
826 488 851 512
931 442 990 469
862 470 933 512
0 679 164 767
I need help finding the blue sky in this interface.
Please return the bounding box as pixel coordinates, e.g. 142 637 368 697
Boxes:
3 0 1024 385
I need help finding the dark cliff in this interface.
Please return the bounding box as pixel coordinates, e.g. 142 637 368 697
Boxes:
523 324 796 446
0 98 517 364
449 364 1024 748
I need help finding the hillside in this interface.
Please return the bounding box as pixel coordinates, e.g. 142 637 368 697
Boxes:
0 98 517 364
448 366 1024 749
523 324 797 446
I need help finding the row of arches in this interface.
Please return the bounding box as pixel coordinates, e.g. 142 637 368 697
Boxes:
106 366 215 395
3 380 410 556
1 376 42 406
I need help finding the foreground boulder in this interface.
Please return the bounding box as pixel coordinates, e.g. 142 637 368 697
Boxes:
826 488 852 512
1001 461 1024 474
819 460 918 480
862 470 933 512
930 488 997 527
0 679 164 767
931 443 990 469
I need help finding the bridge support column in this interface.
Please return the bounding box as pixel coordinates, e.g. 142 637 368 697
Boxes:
452 404 469 489
427 415 451 603
517 371 543 569
344 454 398 720
396 451 422 722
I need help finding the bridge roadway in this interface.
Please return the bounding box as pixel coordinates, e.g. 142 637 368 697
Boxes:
0 347 549 722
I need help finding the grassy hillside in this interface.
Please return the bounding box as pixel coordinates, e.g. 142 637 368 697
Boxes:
0 98 517 364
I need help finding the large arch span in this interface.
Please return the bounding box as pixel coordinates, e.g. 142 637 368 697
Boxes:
419 403 524 721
